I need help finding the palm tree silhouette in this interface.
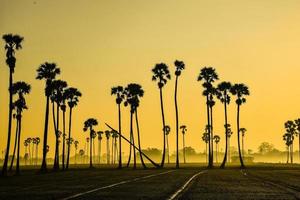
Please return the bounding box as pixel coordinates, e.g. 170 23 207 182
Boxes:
35 137 40 165
230 83 249 168
217 81 232 168
26 138 32 165
111 130 118 164
85 137 89 164
91 131 97 164
63 87 81 169
213 135 220 163
283 132 293 163
66 137 74 165
174 60 185 168
24 140 28 165
208 86 217 166
105 130 111 164
83 118 98 168
180 125 187 164
284 120 296 164
9 112 19 171
239 128 247 158
202 131 209 163
197 67 218 168
152 63 171 168
36 62 60 172
2 33 24 176
79 149 84 163
163 125 171 164
97 131 103 164
111 86 124 168
294 119 300 161
74 140 79 164
226 125 233 163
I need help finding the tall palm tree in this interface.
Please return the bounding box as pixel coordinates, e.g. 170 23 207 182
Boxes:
83 118 98 168
213 135 220 163
66 137 74 165
294 119 300 161
74 140 79 164
105 130 111 164
208 86 217 165
9 112 19 171
152 63 171 167
111 86 124 168
239 128 247 158
216 81 232 168
97 131 103 164
230 83 249 168
36 62 60 172
60 88 68 170
202 131 209 163
197 67 218 168
2 34 23 176
174 60 185 168
283 132 293 163
64 87 81 169
180 125 187 164
285 120 296 164
164 125 171 164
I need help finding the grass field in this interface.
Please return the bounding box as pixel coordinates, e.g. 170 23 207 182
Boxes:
0 163 300 200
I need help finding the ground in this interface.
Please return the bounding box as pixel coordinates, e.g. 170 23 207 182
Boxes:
0 163 300 200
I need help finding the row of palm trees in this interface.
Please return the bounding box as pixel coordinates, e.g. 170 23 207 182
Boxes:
283 119 300 164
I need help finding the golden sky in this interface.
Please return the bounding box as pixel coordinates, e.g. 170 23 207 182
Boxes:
1 0 300 158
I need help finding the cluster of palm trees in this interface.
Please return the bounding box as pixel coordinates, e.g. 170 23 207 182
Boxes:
16 137 40 167
283 119 300 164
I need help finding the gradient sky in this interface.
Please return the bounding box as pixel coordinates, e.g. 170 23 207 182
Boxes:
1 0 300 159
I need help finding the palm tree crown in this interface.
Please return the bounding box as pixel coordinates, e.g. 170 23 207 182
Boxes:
3 34 24 71
83 118 98 131
174 60 185 76
180 125 187 134
230 83 250 105
111 86 124 104
152 63 171 88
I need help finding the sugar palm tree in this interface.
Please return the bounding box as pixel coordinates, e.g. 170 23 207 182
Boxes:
9 112 19 171
294 119 300 161
105 130 111 164
35 137 40 165
202 131 209 163
180 125 187 164
79 149 84 163
24 140 28 165
64 87 81 169
85 137 89 164
197 67 218 168
230 83 249 168
36 62 60 172
91 131 97 163
164 125 171 164
217 81 232 168
213 135 220 163
226 125 233 163
97 131 103 164
208 86 217 165
26 138 32 165
83 118 98 168
285 120 296 164
66 137 74 165
2 33 24 176
74 140 79 164
111 130 118 164
283 132 293 163
240 128 247 158
174 60 185 168
60 88 68 170
111 86 124 168
152 63 171 168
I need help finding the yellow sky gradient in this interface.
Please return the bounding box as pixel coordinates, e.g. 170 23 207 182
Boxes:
1 0 300 158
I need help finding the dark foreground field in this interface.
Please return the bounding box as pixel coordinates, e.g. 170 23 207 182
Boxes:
1 164 300 200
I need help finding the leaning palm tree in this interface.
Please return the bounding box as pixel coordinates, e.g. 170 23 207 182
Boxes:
152 63 171 167
164 125 171 164
285 120 296 164
202 131 209 163
2 34 24 176
230 83 250 168
213 135 220 163
64 87 81 169
83 118 98 168
174 60 185 168
197 67 218 168
111 86 124 168
216 81 232 168
36 62 60 172
240 128 247 158
180 125 187 164
105 130 111 164
97 131 103 164
294 119 300 161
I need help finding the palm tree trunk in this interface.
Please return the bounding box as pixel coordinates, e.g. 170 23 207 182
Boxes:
242 135 244 159
210 105 214 167
36 144 38 166
135 109 146 168
228 138 230 163
62 110 66 170
90 130 93 168
9 118 19 171
41 96 50 172
107 139 109 164
205 143 207 163
127 112 134 167
167 135 170 164
118 104 122 168
237 105 245 168
220 99 228 168
183 134 186 164
286 146 289 163
206 95 212 168
16 114 22 175
98 139 101 164
111 136 114 164
291 143 293 164
159 88 166 168
66 107 72 169
2 69 13 176
54 103 60 170
174 76 179 168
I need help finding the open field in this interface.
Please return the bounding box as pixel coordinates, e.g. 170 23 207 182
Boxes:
0 164 300 200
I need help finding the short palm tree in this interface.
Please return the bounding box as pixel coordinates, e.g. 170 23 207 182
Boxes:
152 63 171 167
226 125 233 163
74 140 79 164
240 128 247 158
202 131 209 163
174 60 185 168
111 86 124 168
64 87 81 169
285 120 296 164
35 137 40 165
111 130 118 164
105 130 111 164
36 62 60 172
197 67 218 168
24 140 28 165
163 125 171 164
97 131 103 164
2 33 24 176
216 81 232 168
83 118 98 168
180 125 187 163
66 137 74 164
294 119 300 161
283 132 293 163
230 83 250 168
213 135 220 163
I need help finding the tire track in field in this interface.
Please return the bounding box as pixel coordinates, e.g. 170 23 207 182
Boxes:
241 169 300 200
166 170 207 200
60 170 174 200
